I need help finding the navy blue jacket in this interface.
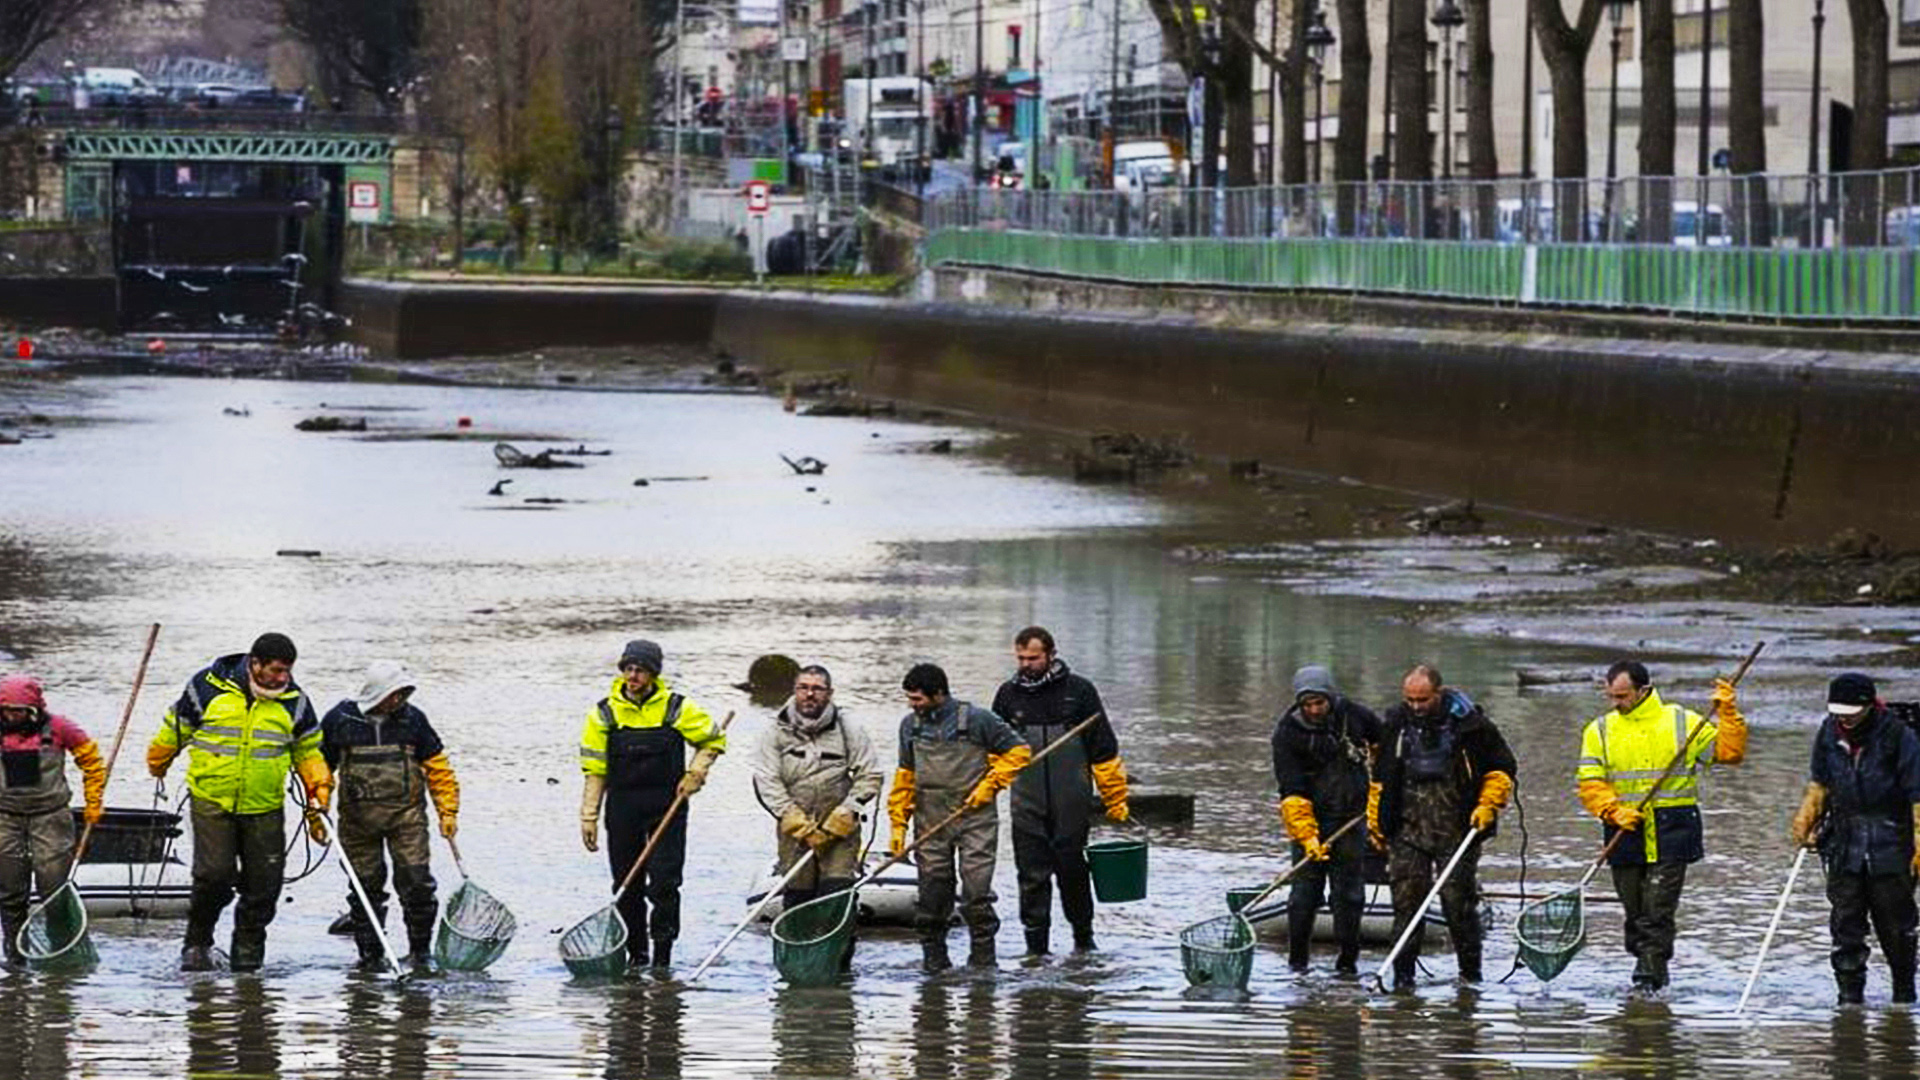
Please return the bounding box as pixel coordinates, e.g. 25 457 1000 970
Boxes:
1811 706 1920 876
319 701 445 770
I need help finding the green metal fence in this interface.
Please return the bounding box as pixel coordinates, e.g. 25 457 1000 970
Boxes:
924 230 1920 321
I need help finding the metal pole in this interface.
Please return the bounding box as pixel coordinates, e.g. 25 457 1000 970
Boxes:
865 0 876 161
973 0 985 178
780 0 791 155
673 0 686 223
1606 18 1621 240
1381 0 1395 177
1030 0 1041 184
1697 0 1711 175
918 0 927 193
1807 0 1824 247
1109 0 1122 144
1441 29 1454 179
1313 61 1325 184
1521 0 1534 179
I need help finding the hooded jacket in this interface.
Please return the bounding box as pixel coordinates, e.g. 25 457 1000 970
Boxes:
991 660 1126 833
1811 705 1920 875
1376 689 1517 840
1271 670 1382 825
0 675 105 817
752 700 883 823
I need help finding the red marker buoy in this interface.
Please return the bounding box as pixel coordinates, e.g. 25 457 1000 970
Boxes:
15 338 30 360
147 339 166 354
457 416 472 428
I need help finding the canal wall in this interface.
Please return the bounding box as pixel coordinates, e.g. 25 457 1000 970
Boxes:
335 277 1920 548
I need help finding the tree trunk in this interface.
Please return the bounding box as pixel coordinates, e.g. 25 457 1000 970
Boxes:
1279 0 1310 186
1202 65 1223 191
1389 0 1430 185
1531 0 1606 240
1464 0 1496 238
1333 0 1372 232
1638 0 1675 243
1845 0 1888 245
1221 0 1258 189
1726 0 1769 245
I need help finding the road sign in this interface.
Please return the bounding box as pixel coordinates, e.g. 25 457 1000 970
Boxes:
781 36 808 61
745 179 771 216
347 179 381 223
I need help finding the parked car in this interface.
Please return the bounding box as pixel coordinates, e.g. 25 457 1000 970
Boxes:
77 67 163 106
189 83 243 106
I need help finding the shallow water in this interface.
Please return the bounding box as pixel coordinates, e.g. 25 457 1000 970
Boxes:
0 374 1914 1078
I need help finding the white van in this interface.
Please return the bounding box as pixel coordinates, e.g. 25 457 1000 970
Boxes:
1112 139 1176 192
1670 201 1730 247
78 68 162 106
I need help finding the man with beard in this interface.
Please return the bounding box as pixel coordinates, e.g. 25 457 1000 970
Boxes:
888 662 1030 971
1372 664 1516 990
991 626 1129 956
147 632 331 972
1271 664 1380 975
1788 673 1918 1005
1577 659 1745 994
752 665 883 941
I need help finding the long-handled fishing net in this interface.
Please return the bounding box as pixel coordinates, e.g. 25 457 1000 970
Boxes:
18 623 160 972
434 837 517 972
1179 815 1364 990
769 714 1102 984
1513 642 1764 983
559 710 736 979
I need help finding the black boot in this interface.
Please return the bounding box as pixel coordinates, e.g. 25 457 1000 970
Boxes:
1392 955 1417 992
650 937 673 970
1456 942 1483 984
1334 944 1359 976
1024 929 1050 957
405 931 435 972
1071 924 1097 953
1 916 21 967
354 929 387 971
230 929 266 973
921 938 951 974
1839 978 1867 1006
179 945 215 972
967 936 996 969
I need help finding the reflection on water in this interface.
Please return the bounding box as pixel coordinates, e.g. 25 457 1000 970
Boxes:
0 375 1913 1078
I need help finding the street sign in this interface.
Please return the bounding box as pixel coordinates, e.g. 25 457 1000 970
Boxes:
746 179 771 216
348 180 381 224
781 36 808 61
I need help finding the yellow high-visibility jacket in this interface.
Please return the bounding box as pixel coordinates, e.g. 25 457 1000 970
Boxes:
1576 689 1744 865
148 653 326 815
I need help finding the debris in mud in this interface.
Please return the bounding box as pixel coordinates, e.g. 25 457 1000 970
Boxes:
494 442 584 469
1228 459 1261 480
703 356 763 389
1405 499 1484 535
276 549 322 558
489 480 513 496
736 654 801 705
781 454 828 475
294 415 367 432
542 444 611 457
802 396 895 418
222 406 250 417
927 438 954 454
1516 667 1594 689
1071 432 1194 483
1130 792 1195 829
523 497 567 505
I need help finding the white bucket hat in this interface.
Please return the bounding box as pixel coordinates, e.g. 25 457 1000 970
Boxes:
355 660 416 713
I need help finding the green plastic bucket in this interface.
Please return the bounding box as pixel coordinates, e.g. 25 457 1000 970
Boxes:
1225 886 1267 914
1085 838 1148 903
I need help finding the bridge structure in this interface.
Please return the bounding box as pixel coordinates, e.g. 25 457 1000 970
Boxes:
9 108 434 335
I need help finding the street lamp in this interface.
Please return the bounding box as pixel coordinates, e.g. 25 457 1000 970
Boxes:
1604 0 1632 241
1430 0 1464 180
1305 7 1335 186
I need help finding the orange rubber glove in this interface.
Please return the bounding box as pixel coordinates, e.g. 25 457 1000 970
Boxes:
146 741 178 779
1279 795 1329 860
72 740 107 824
1469 770 1514 831
1091 757 1130 823
1790 783 1826 848
1366 781 1387 851
1709 678 1748 764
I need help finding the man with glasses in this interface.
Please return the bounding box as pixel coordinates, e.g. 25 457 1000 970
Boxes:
752 665 882 962
578 639 726 970
320 660 460 971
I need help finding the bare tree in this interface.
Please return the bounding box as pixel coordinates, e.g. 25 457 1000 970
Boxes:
268 0 425 110
1726 0 1768 244
1277 0 1308 186
1530 0 1606 238
1332 0 1371 228
1845 0 1888 244
1638 0 1674 242
1145 0 1259 192
1463 0 1496 237
0 0 128 86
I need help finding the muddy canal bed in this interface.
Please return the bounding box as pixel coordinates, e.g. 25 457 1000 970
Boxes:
0 372 1915 1078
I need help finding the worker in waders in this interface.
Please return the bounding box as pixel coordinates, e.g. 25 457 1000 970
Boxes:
320 661 460 971
1788 672 1920 1005
1271 664 1381 975
991 626 1129 956
0 675 106 965
578 639 726 970
751 665 882 957
148 633 331 972
1373 664 1516 990
1577 659 1745 994
887 663 1030 972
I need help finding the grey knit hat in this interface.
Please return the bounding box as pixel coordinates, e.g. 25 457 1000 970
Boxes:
619 639 664 674
1292 664 1337 704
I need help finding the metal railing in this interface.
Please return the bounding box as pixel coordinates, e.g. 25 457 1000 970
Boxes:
0 104 433 136
926 166 1920 250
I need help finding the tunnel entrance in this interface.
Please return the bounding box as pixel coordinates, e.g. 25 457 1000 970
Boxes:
113 160 343 338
